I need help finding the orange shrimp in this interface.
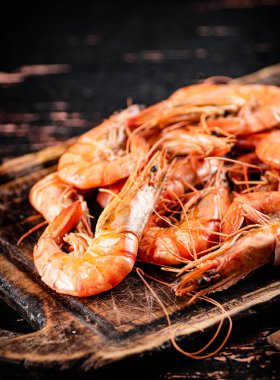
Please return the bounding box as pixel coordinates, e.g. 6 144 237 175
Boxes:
128 84 245 128
138 169 231 266
174 223 280 298
96 179 126 208
206 85 280 135
256 130 280 169
221 191 280 237
33 152 167 296
96 157 219 210
58 105 148 190
128 84 280 137
29 171 91 234
256 170 280 192
156 157 219 212
157 128 235 158
235 132 271 151
223 152 267 194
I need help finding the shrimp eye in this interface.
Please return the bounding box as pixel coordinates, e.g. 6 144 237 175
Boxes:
197 276 211 287
211 131 219 136
151 165 158 173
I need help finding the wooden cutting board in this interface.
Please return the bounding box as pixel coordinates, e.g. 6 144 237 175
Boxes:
0 64 280 370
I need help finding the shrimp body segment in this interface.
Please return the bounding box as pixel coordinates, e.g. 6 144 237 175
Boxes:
34 153 167 296
58 105 148 189
96 179 126 209
256 130 280 169
206 85 280 135
159 128 234 158
156 157 219 212
30 172 84 222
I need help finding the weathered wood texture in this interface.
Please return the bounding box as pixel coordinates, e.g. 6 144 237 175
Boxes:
0 64 280 372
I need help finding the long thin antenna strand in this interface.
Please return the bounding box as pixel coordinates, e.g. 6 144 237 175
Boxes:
136 267 232 360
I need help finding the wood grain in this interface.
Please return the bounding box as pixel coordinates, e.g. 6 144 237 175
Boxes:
267 330 280 351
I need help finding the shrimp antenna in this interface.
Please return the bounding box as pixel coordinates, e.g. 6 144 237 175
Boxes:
206 156 262 171
17 220 48 246
136 267 232 359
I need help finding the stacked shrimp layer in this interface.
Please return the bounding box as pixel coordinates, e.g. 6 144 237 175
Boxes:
29 83 280 297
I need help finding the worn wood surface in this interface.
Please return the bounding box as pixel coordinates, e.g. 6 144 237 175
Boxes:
268 330 280 351
1 2 280 378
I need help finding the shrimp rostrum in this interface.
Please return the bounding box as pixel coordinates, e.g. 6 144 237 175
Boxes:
33 152 167 296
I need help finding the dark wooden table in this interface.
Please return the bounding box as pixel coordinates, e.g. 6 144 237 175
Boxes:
1 1 280 379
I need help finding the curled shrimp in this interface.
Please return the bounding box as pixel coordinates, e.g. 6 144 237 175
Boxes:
174 223 280 298
33 152 167 296
139 169 231 266
58 105 148 189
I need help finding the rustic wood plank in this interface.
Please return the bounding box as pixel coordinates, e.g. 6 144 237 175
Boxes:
0 138 76 185
0 255 105 368
267 330 280 351
0 250 279 370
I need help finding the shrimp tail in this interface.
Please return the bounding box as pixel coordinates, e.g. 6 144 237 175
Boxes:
43 200 84 241
33 201 84 275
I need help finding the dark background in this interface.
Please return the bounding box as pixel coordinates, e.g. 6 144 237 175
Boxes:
1 1 280 379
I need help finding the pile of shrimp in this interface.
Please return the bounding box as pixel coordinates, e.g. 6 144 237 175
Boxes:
25 83 280 302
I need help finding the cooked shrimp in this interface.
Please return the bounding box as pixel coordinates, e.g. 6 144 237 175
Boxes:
33 152 167 296
128 84 245 128
29 171 91 234
158 128 235 158
58 105 148 189
235 132 271 151
224 152 267 193
156 157 220 212
256 130 280 169
96 179 126 208
128 84 280 137
221 191 280 237
139 169 231 266
206 85 280 135
96 157 219 210
174 224 280 298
